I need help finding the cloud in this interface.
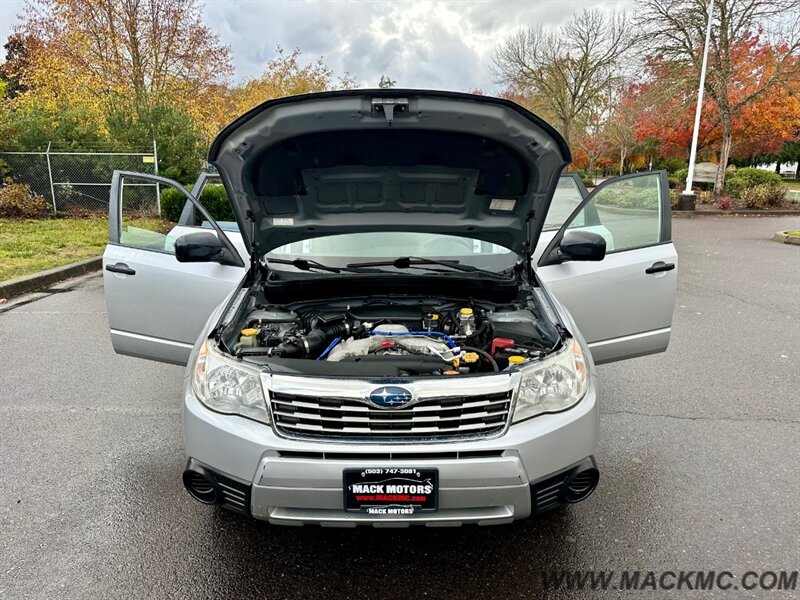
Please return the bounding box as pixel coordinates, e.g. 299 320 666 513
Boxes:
202 0 637 91
2 0 637 91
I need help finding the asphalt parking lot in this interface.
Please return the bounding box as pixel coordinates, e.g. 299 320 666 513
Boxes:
1 215 798 599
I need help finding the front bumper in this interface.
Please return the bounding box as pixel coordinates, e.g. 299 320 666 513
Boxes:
182 377 599 526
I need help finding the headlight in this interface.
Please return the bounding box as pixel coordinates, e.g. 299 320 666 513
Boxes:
512 338 589 423
191 340 270 423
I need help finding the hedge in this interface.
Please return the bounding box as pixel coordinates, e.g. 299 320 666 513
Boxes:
160 183 234 223
595 187 658 210
724 167 783 199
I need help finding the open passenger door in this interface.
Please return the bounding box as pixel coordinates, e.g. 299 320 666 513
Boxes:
535 171 677 364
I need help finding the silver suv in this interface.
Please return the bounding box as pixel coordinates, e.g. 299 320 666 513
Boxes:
103 90 677 526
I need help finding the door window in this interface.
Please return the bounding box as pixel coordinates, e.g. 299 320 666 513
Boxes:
118 175 180 253
543 175 587 230
546 172 665 256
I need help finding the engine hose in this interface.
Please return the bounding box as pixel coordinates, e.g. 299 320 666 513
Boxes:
460 345 499 372
369 330 457 348
318 320 351 338
317 337 342 360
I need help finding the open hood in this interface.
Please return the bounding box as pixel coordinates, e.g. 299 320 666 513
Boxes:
209 90 570 256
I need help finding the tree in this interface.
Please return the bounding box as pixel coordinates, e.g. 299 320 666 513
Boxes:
12 0 234 138
106 102 205 183
492 9 637 147
574 85 615 180
605 86 642 174
632 56 717 162
638 0 800 194
378 75 396 88
228 47 357 119
0 33 40 99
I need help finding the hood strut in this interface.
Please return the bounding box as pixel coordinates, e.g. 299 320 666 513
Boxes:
245 209 260 284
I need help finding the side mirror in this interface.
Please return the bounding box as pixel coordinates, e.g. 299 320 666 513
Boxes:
558 230 606 262
175 231 236 265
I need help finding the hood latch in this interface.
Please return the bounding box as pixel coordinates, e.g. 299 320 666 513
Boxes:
371 97 409 125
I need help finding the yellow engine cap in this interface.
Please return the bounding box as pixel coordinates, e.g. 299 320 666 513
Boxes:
508 355 526 364
459 307 474 315
462 352 480 364
240 328 259 337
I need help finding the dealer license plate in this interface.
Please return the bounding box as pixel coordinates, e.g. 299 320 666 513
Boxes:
343 467 438 514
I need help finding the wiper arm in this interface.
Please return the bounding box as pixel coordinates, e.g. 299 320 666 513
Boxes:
346 256 510 278
266 258 340 273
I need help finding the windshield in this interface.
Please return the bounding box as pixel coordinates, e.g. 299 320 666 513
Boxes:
266 232 518 273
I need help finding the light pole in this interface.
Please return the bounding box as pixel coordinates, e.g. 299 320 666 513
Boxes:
680 0 715 210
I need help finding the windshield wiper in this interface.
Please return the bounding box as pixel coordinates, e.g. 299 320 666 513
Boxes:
266 257 385 274
345 256 511 279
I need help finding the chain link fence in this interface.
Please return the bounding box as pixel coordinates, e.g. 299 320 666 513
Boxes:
0 142 160 215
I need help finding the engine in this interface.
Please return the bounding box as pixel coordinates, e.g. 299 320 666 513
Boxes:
230 297 559 376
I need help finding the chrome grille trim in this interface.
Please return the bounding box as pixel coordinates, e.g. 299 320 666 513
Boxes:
268 389 512 439
270 396 511 414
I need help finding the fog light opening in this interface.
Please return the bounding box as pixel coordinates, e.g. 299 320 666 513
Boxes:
564 467 599 503
182 469 219 504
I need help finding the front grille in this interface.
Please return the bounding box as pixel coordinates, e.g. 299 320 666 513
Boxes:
269 390 512 440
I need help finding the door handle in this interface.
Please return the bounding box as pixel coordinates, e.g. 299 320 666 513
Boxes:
645 261 675 275
106 262 136 275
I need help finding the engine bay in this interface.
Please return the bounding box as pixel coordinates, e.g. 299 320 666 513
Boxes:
221 290 563 377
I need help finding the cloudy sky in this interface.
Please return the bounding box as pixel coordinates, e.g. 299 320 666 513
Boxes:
0 0 636 92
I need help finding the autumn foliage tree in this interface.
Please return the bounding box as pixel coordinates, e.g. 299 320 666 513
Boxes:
0 0 355 181
229 47 356 118
16 0 233 134
638 0 800 193
631 36 800 181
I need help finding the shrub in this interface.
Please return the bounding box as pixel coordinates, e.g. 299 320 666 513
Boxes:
670 189 681 210
739 184 786 209
198 184 234 222
725 167 783 198
0 179 50 218
714 195 733 210
596 188 658 209
652 156 686 174
160 186 186 222
697 190 713 204
160 183 233 223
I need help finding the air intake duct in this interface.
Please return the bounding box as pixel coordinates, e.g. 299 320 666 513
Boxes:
271 318 352 358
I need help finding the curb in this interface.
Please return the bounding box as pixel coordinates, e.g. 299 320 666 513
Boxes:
673 209 800 218
772 231 800 246
0 256 102 300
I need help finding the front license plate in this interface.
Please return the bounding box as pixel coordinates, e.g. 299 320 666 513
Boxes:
344 467 438 514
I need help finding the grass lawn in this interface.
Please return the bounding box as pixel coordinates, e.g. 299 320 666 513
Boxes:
783 180 800 190
785 230 800 237
0 217 168 282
